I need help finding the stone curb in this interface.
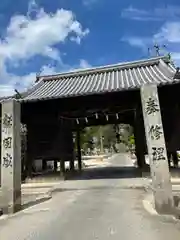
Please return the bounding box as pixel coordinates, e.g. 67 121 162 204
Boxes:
149 179 180 185
142 190 180 222
142 192 158 216
21 182 61 189
0 192 52 222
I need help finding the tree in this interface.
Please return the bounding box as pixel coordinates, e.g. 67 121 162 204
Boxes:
80 124 133 152
128 134 135 153
129 134 135 146
81 126 100 150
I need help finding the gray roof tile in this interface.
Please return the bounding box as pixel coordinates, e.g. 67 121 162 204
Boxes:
22 56 178 102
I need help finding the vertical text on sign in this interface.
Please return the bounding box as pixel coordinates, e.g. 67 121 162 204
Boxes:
2 113 13 169
145 96 166 162
145 97 159 115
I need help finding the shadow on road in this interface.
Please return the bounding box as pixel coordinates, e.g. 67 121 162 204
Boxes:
141 166 180 179
170 167 180 177
0 196 52 217
66 166 144 181
21 196 52 211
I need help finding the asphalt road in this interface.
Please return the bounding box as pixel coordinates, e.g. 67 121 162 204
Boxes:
1 153 180 239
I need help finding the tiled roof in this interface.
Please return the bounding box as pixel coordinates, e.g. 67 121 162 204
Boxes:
22 56 178 102
0 95 15 103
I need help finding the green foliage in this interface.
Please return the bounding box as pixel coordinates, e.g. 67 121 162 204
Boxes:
80 124 133 151
129 134 135 146
101 125 116 147
81 126 100 149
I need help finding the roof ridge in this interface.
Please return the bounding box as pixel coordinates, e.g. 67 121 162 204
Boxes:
37 56 169 82
22 55 177 102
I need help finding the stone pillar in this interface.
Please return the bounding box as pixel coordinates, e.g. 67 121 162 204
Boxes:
140 84 173 214
134 107 146 168
1 100 21 214
77 130 82 171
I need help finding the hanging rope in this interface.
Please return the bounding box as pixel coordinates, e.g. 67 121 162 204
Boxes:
58 108 135 124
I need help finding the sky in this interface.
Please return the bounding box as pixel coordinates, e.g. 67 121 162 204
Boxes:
0 0 180 96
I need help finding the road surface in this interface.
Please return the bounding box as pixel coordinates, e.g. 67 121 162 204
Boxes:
1 153 180 239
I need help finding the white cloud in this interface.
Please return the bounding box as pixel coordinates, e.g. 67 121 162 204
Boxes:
154 22 180 43
39 64 58 76
83 0 98 7
48 59 92 75
0 68 37 96
0 3 89 63
171 52 180 60
0 58 92 96
121 36 151 52
171 52 180 66
125 22 180 48
0 85 15 97
121 5 180 21
154 21 180 66
121 6 156 21
79 59 91 68
122 20 180 66
0 0 89 97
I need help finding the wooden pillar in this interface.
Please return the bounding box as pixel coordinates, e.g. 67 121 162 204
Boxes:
69 133 75 171
168 151 178 168
54 160 58 171
164 105 180 168
57 120 74 176
172 152 178 167
134 107 146 168
1 100 21 214
140 84 173 214
77 130 82 171
42 159 47 171
60 159 65 176
70 158 75 171
21 125 27 181
25 124 34 179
